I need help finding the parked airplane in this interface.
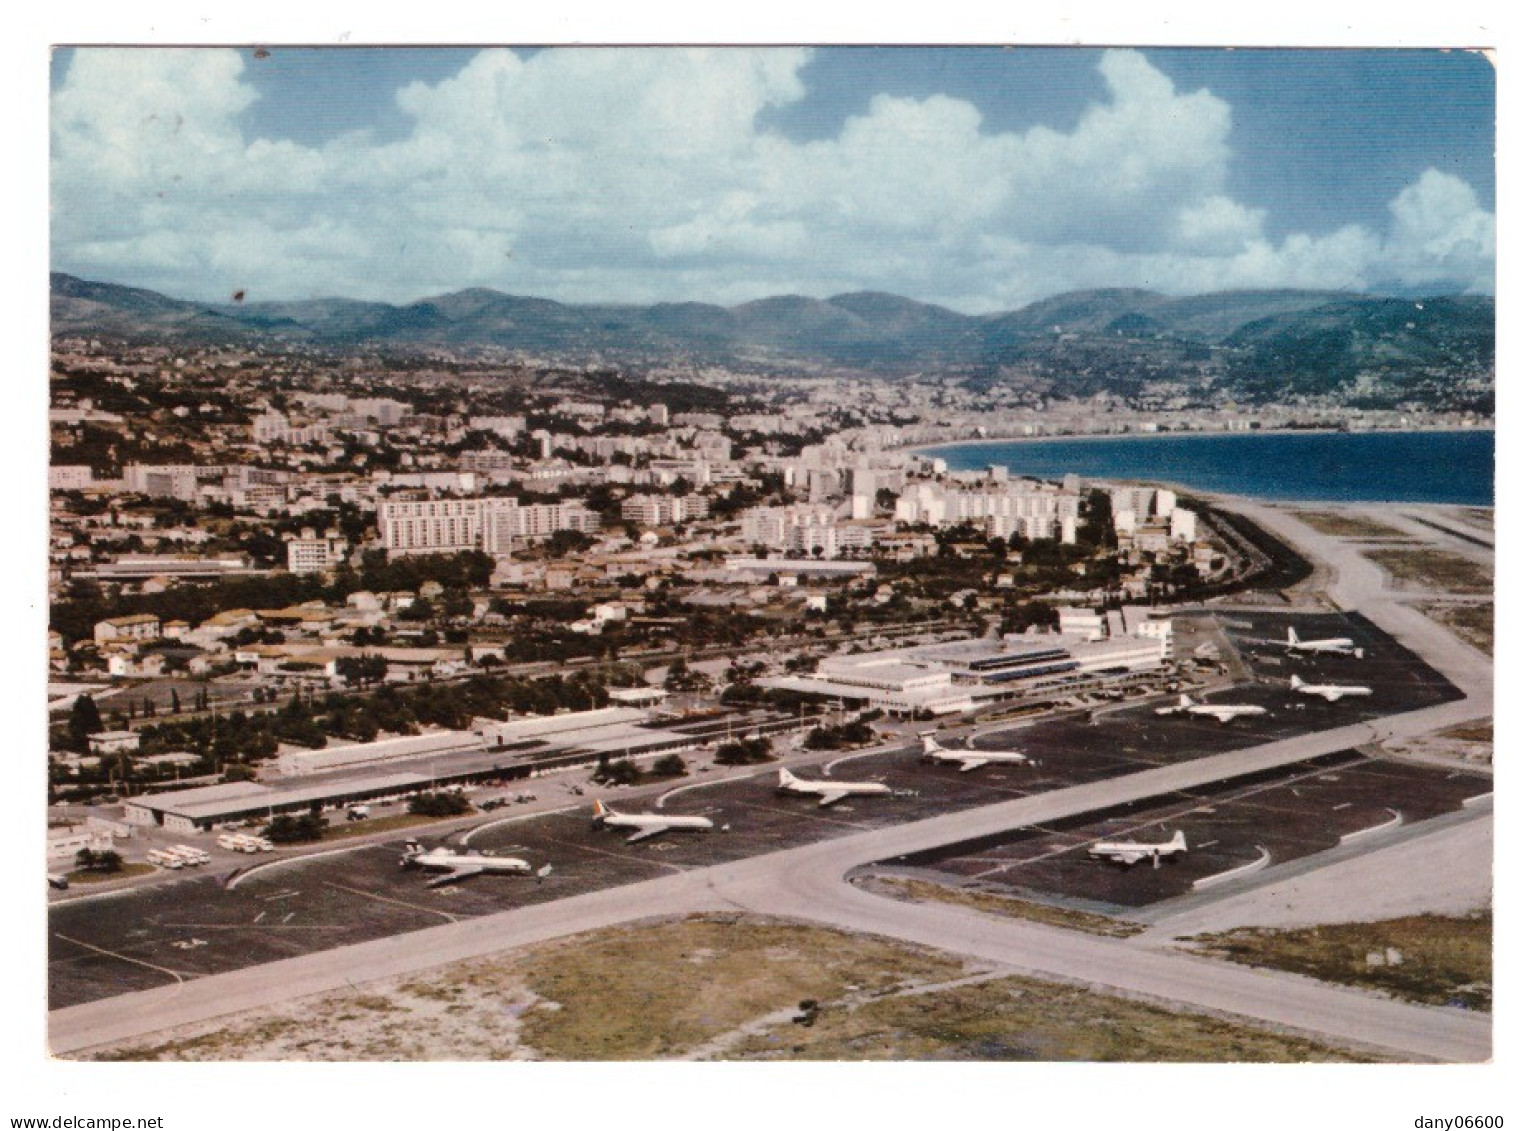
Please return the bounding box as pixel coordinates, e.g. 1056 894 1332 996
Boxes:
1289 674 1372 702
591 799 715 843
777 767 891 807
1088 829 1187 868
400 842 537 887
1154 694 1268 724
1278 626 1364 658
920 732 1031 771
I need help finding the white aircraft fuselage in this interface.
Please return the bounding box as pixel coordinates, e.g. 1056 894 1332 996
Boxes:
1282 626 1363 658
400 843 533 886
1088 830 1187 868
1289 674 1371 702
920 734 1030 771
1155 694 1267 724
777 767 891 807
591 800 714 843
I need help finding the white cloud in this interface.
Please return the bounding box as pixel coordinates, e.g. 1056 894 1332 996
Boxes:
50 47 1495 312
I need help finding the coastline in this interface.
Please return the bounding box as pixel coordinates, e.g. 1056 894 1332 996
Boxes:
894 427 1495 508
900 423 1494 458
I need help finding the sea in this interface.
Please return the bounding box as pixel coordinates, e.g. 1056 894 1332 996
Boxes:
916 429 1495 507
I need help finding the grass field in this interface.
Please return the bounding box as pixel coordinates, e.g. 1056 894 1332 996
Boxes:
1291 510 1412 540
1365 548 1492 595
858 874 1144 937
84 914 1370 1062
1184 911 1491 1012
1417 601 1494 655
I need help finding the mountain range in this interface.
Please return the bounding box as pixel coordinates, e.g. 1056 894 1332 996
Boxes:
51 273 1494 411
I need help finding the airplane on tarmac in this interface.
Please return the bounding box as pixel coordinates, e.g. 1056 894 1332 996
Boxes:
400 842 540 887
1154 694 1268 724
1270 626 1364 658
1088 829 1187 868
777 767 892 807
920 732 1032 771
1289 674 1372 702
591 799 715 843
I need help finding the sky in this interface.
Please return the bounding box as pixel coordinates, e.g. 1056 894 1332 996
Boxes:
49 46 1495 313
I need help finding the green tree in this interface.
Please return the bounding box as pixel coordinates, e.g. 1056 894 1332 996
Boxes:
68 694 104 750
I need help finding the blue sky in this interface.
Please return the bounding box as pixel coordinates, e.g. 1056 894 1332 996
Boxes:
50 46 1494 312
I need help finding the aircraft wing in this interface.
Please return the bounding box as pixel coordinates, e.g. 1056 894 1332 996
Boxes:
817 790 851 807
1111 851 1145 865
624 824 670 844
425 866 483 888
956 757 988 772
1319 689 1344 702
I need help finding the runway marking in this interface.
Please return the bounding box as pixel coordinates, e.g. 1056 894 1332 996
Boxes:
536 833 687 874
320 882 460 923
252 911 265 924
260 890 300 902
654 772 758 809
52 932 186 986
821 746 906 775
282 913 295 924
727 798 877 831
458 804 577 844
967 758 1387 880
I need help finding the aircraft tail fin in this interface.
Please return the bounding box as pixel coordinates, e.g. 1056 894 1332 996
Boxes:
921 733 942 755
1287 626 1300 645
778 767 797 787
1172 830 1187 853
591 799 614 821
1289 674 1304 690
1178 694 1194 709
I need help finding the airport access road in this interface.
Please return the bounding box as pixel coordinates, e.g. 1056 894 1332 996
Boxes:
51 691 1489 1061
698 839 1491 1063
49 501 1493 1061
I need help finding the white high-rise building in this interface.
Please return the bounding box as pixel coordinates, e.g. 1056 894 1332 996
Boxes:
379 496 600 556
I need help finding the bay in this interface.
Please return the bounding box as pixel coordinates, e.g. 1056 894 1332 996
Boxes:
917 429 1494 506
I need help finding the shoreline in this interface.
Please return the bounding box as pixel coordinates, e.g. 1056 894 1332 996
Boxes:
894 427 1494 509
900 423 1494 457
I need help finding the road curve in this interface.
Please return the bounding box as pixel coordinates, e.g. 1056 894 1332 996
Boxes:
51 500 1493 1062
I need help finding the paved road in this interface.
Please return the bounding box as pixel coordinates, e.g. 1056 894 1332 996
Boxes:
51 500 1494 1061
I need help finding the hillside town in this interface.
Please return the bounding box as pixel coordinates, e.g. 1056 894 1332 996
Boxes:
46 337 1476 853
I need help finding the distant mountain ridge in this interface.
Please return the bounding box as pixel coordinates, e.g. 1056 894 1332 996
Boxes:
50 273 1493 411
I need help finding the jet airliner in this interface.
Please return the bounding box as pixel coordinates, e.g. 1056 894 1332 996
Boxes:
777 767 891 807
920 732 1032 771
591 799 715 843
1088 829 1187 868
1154 694 1268 724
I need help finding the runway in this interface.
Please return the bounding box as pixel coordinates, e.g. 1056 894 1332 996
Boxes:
49 499 1494 1061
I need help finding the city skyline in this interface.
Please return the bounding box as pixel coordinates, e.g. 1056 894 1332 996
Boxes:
50 46 1494 313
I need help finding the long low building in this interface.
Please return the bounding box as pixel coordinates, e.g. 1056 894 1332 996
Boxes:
278 730 482 777
758 626 1171 716
122 775 436 833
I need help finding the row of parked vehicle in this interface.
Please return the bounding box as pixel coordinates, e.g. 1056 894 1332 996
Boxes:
147 845 210 869
216 833 275 853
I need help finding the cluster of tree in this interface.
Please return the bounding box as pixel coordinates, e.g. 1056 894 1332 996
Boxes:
650 753 688 779
263 812 328 844
408 790 471 817
803 719 876 751
591 756 642 786
50 549 494 646
713 735 774 765
73 847 124 874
